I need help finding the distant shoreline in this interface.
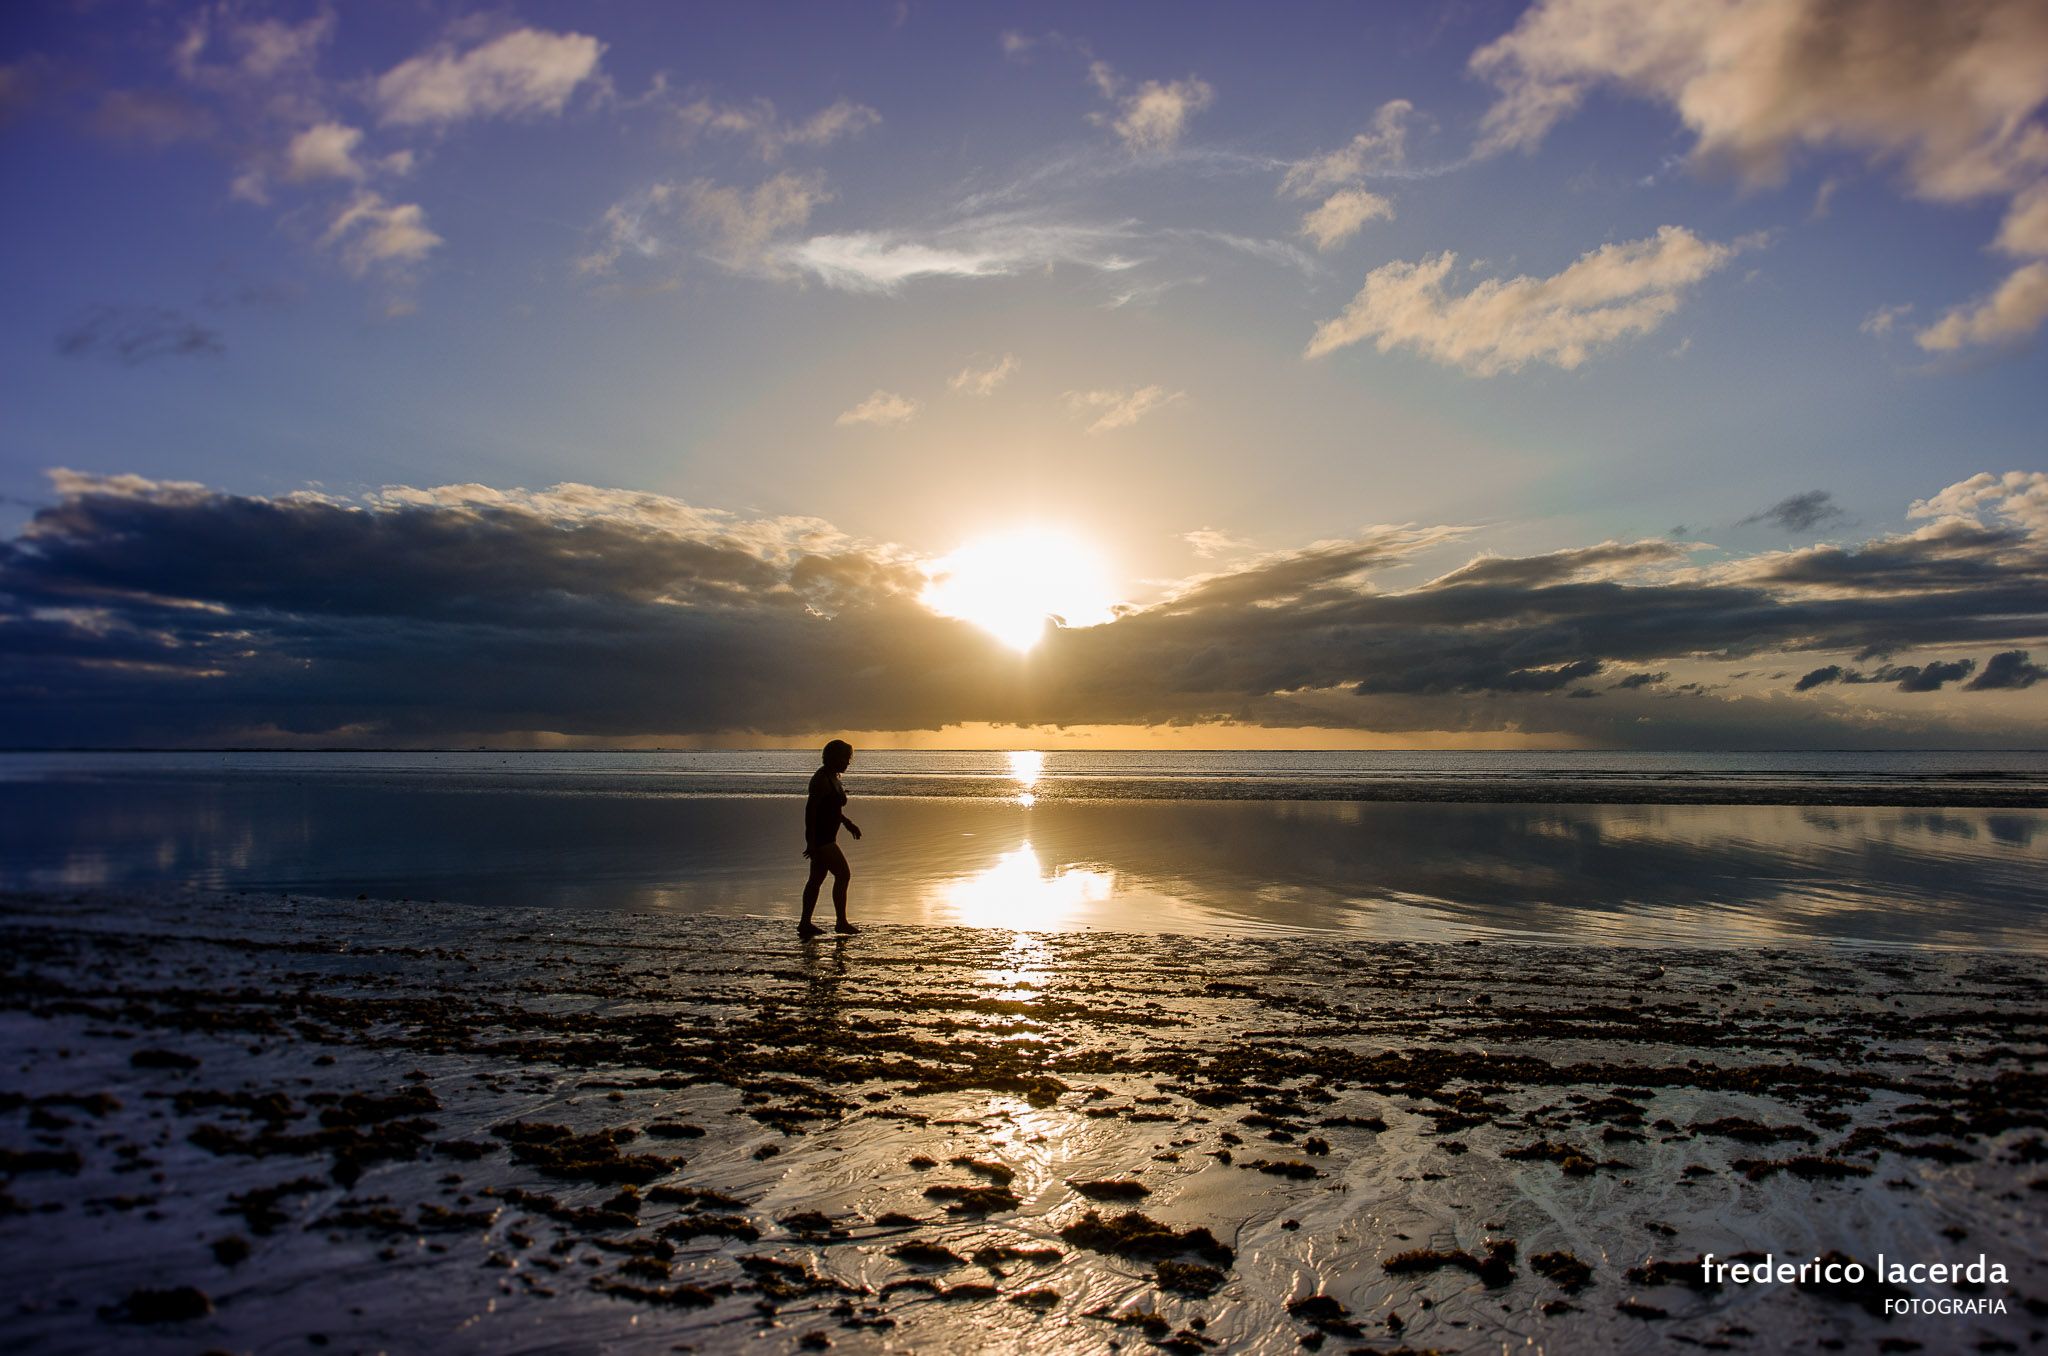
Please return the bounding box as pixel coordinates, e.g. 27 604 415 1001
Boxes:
6 746 2048 756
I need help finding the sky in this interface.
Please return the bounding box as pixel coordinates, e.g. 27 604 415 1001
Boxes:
0 0 2044 749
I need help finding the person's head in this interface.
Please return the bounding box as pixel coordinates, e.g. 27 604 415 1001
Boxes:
822 738 853 772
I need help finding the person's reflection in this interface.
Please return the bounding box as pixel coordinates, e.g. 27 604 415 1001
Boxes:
795 926 850 1038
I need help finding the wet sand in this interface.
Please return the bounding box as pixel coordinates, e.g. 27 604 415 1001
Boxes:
3 889 2045 1354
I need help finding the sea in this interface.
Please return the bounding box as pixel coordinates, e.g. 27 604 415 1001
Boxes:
4 749 2045 950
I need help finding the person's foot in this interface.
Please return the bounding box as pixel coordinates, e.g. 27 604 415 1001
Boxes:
834 920 860 934
797 921 823 939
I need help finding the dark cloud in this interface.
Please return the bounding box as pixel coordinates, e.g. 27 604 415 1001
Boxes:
1876 659 1976 692
1425 540 1683 589
1968 649 2047 690
1 471 2044 748
1738 490 1846 533
1791 659 1978 692
56 306 225 365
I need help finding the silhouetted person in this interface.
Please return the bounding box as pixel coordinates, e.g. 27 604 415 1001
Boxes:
799 738 862 937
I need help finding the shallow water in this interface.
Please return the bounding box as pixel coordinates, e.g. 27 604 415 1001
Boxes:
4 753 2044 949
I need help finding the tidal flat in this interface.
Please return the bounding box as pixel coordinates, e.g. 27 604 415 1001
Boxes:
2 890 2044 1354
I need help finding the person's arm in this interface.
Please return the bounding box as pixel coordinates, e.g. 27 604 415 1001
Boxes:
804 775 833 849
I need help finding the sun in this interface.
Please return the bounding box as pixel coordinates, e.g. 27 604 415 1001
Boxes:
921 526 1118 652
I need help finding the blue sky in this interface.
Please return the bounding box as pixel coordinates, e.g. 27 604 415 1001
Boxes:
1 0 2044 747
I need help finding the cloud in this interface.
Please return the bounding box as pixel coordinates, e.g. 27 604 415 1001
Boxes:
1471 0 2048 194
1306 225 1738 371
1968 649 2047 690
1861 302 1913 336
779 213 1140 292
1064 385 1184 433
1088 66 1214 153
1794 664 1844 692
1183 527 1252 559
5 471 2042 748
175 7 334 98
1739 491 1846 533
1793 658 1978 692
1424 539 1687 589
1299 188 1394 251
1469 0 2048 348
949 354 1019 396
1997 183 2048 257
55 307 225 365
835 390 920 427
674 97 880 160
91 89 218 145
321 191 442 276
1281 100 1415 197
373 27 604 127
576 185 680 276
1915 263 2048 351
682 172 832 272
284 121 367 181
1909 471 2048 536
578 173 832 278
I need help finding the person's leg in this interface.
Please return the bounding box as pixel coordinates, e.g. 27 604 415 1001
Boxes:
800 855 829 934
829 848 856 932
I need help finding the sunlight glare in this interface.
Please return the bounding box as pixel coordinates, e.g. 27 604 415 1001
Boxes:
921 527 1118 652
930 842 1114 930
1007 749 1043 805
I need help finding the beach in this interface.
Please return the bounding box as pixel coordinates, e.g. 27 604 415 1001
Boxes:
4 887 2044 1354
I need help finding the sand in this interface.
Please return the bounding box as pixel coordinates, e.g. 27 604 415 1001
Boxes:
2 888 2044 1354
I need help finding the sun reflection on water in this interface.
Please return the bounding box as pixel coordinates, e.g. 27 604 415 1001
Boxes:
1007 749 1044 806
929 841 1113 932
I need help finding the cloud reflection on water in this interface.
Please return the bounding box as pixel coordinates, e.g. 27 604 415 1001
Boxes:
2 766 2043 950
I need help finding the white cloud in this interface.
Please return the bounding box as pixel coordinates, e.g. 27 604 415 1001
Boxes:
231 12 336 81
1281 100 1414 197
1915 263 2048 351
1305 225 1738 372
781 235 1009 290
1065 385 1184 434
1299 188 1393 252
1471 0 2048 196
1910 470 2048 537
836 390 920 427
779 214 1139 292
674 96 880 160
175 8 333 97
1997 183 2048 258
1860 302 1914 336
321 191 442 275
949 354 1019 396
1470 0 2048 348
284 121 367 181
576 186 675 276
1092 71 1214 153
1184 526 1252 559
374 27 604 127
682 172 831 272
577 173 832 278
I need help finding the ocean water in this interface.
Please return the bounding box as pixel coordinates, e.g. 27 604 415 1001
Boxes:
3 750 2045 949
